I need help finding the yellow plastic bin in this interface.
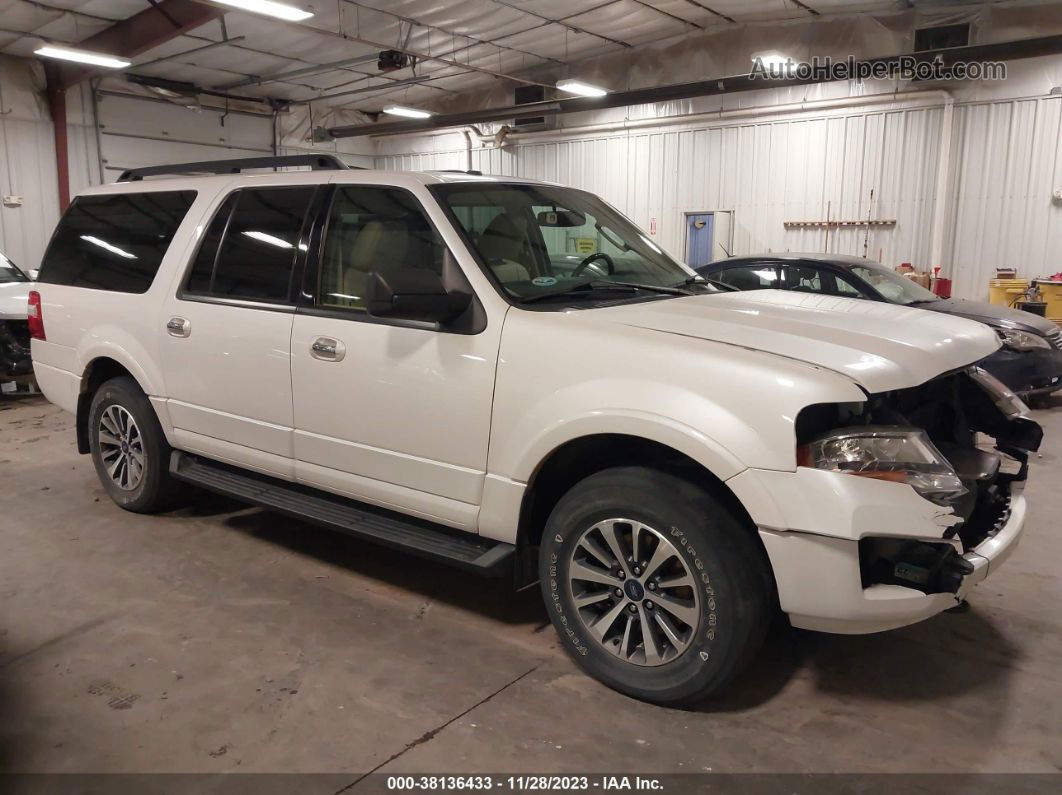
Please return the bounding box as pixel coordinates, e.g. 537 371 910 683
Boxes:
989 279 1028 306
1036 281 1062 318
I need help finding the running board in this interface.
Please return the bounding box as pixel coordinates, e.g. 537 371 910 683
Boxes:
169 452 514 576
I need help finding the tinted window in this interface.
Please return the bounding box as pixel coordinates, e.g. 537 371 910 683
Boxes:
185 187 314 303
39 191 196 293
318 186 444 312
784 264 862 297
713 265 780 290
185 193 238 295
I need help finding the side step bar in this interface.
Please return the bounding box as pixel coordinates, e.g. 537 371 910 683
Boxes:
170 452 515 576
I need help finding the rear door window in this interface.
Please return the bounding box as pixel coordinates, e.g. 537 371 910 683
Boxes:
38 191 197 293
183 187 316 304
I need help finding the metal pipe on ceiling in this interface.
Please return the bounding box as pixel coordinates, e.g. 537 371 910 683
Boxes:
217 53 381 90
317 34 1062 140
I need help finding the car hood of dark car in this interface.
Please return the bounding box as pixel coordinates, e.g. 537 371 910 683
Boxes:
918 298 1059 335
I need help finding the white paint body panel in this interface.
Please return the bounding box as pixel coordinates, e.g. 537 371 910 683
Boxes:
0 282 30 320
30 168 1024 638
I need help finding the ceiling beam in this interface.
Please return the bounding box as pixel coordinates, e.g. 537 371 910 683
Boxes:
681 1 736 24
630 0 703 30
319 33 1062 139
491 0 633 49
46 0 224 91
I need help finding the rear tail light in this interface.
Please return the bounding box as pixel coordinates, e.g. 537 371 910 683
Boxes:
27 290 45 340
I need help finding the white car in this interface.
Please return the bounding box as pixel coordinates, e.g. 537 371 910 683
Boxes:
0 250 33 383
29 155 1041 705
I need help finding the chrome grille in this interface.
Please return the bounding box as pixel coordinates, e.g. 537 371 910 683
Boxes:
1046 327 1062 350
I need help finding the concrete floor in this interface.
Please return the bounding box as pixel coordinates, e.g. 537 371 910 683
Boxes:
1 394 1061 777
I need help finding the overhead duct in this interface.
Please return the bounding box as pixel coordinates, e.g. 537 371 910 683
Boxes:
315 34 1062 141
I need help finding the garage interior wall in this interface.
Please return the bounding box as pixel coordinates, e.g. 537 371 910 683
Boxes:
3 36 1062 303
374 67 1062 301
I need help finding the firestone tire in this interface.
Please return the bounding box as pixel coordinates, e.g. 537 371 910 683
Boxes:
87 376 186 514
539 466 772 706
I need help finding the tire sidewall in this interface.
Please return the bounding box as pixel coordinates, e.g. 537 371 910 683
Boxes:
540 471 754 704
88 379 166 511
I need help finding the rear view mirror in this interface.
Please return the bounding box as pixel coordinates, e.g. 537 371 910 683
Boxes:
366 269 471 324
536 209 585 227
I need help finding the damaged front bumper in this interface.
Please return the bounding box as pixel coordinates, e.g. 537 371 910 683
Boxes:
727 366 1040 635
0 318 33 382
731 467 1028 634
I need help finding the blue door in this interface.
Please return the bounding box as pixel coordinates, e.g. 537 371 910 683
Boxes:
686 214 714 268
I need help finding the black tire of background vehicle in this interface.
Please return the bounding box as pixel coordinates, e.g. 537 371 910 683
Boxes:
88 376 187 513
539 466 773 706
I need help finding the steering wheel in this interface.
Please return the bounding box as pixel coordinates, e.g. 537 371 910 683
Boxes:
571 252 615 277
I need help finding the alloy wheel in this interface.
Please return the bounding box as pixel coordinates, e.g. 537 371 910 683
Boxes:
98 404 145 491
567 518 701 666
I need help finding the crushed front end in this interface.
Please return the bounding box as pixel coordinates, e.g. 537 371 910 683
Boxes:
0 317 33 383
729 366 1042 634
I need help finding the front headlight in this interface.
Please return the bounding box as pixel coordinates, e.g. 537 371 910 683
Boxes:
996 327 1050 351
967 365 1030 418
797 426 966 505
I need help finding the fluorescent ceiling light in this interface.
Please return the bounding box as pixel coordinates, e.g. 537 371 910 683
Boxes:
382 105 433 119
35 45 130 69
210 0 314 21
753 52 794 74
243 231 293 249
556 79 609 98
80 235 136 259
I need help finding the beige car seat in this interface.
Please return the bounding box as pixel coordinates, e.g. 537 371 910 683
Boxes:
478 214 531 283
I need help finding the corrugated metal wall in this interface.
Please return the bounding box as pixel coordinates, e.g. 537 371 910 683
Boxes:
375 106 944 278
945 95 1062 295
0 112 61 273
376 95 1062 300
96 93 274 182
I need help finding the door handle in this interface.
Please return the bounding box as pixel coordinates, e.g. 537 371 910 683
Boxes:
166 317 191 337
310 336 345 362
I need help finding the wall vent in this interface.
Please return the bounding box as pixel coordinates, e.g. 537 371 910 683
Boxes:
513 85 548 130
914 23 970 52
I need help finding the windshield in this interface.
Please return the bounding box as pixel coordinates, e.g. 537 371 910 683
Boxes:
433 183 700 302
850 261 938 305
0 251 29 283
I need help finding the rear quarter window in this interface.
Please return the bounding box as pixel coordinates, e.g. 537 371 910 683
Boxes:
38 190 197 293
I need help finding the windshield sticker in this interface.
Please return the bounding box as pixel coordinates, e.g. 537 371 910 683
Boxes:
532 276 558 287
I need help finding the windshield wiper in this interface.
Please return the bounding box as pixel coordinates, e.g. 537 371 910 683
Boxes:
518 279 691 304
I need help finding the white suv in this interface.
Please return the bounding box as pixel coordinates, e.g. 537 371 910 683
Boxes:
29 155 1041 705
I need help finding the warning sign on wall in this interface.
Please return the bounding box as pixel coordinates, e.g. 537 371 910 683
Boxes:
574 238 596 254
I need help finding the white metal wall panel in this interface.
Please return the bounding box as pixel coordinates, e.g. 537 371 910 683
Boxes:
0 82 99 271
96 93 274 181
0 114 59 272
378 105 946 271
944 95 1062 299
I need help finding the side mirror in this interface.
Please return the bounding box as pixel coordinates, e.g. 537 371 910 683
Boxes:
28 269 39 281
366 269 471 324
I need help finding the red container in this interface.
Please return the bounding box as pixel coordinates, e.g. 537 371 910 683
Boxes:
932 278 952 298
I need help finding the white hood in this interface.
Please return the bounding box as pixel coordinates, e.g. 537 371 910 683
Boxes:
0 282 30 321
593 289 1000 393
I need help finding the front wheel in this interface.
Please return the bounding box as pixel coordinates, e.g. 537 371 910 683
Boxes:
539 466 772 705
88 376 186 513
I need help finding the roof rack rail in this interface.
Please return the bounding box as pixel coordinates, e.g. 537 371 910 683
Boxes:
116 154 356 182
438 169 483 176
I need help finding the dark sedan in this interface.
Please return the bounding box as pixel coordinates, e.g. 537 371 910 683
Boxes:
696 254 1062 400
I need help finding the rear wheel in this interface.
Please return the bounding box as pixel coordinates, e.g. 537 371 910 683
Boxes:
539 466 771 705
88 376 186 513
